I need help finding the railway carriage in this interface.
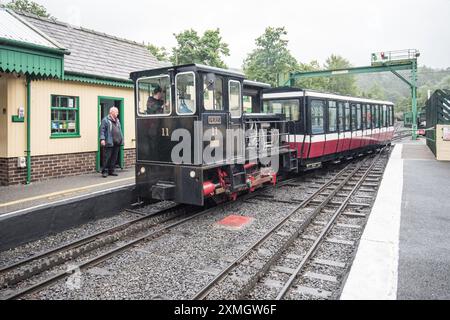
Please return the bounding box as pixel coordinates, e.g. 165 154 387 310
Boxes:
262 88 395 169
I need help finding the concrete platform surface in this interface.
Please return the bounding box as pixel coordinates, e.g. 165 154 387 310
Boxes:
341 138 450 300
0 168 135 216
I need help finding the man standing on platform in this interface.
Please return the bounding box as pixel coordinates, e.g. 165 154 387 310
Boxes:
100 107 123 178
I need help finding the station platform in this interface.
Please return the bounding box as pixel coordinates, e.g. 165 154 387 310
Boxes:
341 138 450 300
0 168 135 217
0 168 136 251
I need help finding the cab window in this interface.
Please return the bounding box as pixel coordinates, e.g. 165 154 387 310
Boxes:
203 75 223 111
137 75 171 116
229 80 242 118
176 72 196 115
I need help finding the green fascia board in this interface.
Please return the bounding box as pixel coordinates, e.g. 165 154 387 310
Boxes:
0 44 64 78
64 73 133 88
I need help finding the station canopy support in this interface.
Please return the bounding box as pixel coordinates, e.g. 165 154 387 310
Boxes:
286 49 420 140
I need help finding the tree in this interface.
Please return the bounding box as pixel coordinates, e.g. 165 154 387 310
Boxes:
363 83 386 100
294 60 328 91
323 54 358 95
5 0 51 18
243 27 299 87
147 43 169 62
171 29 230 68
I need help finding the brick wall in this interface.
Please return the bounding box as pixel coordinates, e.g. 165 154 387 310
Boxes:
0 148 136 186
124 148 136 168
0 158 8 186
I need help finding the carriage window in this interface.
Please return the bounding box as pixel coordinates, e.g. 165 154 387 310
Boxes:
338 102 345 132
366 105 372 129
373 105 379 128
229 80 242 118
382 105 387 127
389 106 394 126
176 72 196 115
351 104 357 130
362 104 367 130
356 104 362 130
137 75 171 116
344 102 350 131
328 101 337 133
203 75 223 111
263 99 300 121
311 100 324 134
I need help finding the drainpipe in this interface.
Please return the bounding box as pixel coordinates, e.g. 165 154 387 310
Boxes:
26 76 31 184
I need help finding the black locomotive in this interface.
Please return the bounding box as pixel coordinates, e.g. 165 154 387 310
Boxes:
130 64 298 206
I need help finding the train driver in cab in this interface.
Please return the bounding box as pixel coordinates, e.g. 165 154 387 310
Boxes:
146 86 168 114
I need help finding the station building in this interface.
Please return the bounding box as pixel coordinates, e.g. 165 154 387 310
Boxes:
0 8 167 186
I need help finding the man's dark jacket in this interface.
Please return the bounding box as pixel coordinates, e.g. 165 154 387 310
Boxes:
100 115 124 147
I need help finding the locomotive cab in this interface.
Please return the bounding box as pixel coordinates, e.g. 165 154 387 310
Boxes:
131 64 296 206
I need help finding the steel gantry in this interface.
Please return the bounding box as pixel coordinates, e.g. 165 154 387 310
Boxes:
285 49 420 140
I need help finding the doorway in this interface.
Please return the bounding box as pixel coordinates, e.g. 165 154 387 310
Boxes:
97 96 124 172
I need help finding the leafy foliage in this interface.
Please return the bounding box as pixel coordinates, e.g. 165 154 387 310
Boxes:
5 0 51 18
323 55 358 95
171 29 230 68
146 43 169 62
243 27 299 87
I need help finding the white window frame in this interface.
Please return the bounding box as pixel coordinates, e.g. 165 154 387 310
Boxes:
228 80 242 118
175 71 196 116
136 75 172 117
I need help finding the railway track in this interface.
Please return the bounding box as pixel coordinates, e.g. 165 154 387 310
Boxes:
192 148 389 300
0 203 196 299
0 150 387 300
0 171 318 300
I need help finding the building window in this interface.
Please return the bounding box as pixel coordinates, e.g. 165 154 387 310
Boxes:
51 95 79 137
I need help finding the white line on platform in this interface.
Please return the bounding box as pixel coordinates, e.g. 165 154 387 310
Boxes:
0 183 135 219
340 144 403 300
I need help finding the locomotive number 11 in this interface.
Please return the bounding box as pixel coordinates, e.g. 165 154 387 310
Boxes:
161 128 170 137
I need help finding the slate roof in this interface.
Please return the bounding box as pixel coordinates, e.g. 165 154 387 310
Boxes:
15 11 168 81
0 8 65 51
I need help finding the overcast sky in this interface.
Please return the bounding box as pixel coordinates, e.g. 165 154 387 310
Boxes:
30 0 450 69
